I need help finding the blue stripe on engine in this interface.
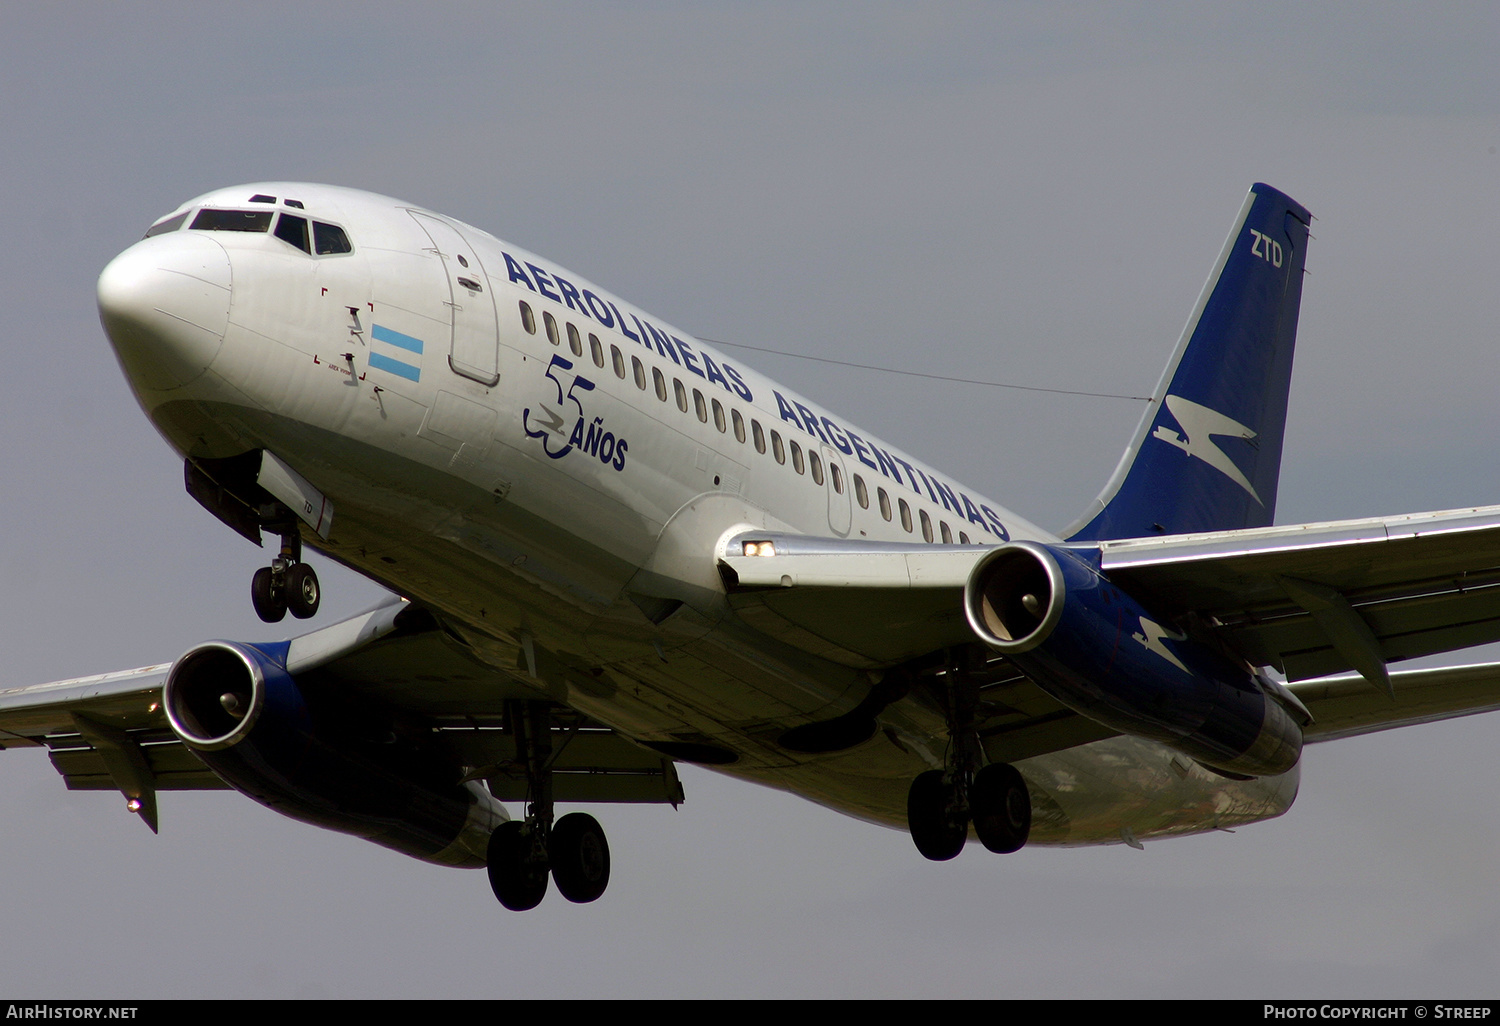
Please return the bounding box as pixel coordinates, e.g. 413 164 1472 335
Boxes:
371 324 424 354
368 351 421 381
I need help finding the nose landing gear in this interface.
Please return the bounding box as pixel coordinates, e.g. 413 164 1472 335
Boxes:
250 529 321 623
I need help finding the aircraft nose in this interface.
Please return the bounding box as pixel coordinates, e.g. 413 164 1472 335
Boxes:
97 233 231 391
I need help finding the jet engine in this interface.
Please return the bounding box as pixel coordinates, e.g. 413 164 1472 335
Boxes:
164 641 505 865
964 541 1302 777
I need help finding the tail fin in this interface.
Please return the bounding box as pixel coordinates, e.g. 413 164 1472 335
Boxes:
1064 183 1312 541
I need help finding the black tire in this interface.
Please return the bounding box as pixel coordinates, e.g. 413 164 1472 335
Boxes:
251 566 286 623
286 563 321 619
486 821 548 911
971 763 1031 854
907 769 967 861
550 812 611 904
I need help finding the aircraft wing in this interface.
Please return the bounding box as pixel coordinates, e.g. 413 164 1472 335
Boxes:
0 599 683 833
719 534 1121 762
721 504 1500 690
1096 505 1500 684
0 661 226 834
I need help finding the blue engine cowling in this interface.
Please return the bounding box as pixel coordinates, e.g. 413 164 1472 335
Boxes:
163 640 505 866
963 542 1303 777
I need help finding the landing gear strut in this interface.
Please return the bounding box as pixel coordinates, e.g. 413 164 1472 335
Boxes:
486 701 611 911
250 527 320 623
905 652 1031 860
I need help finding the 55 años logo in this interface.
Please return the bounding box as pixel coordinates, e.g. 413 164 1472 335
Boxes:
522 355 629 471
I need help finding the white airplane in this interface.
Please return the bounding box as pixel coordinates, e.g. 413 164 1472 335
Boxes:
5 182 1500 912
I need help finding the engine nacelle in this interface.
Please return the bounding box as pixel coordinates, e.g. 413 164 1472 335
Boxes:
164 641 505 866
964 542 1302 777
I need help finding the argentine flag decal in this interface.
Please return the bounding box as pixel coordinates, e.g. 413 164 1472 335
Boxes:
369 324 423 382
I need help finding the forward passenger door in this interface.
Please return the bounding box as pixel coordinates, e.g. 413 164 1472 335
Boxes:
408 211 500 386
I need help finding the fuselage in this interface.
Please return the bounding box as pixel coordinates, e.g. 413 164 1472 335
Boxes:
96 183 1298 845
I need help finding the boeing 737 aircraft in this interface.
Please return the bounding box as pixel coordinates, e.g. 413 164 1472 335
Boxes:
6 182 1500 911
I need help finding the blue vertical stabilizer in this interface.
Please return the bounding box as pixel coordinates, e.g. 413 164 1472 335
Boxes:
1065 184 1312 541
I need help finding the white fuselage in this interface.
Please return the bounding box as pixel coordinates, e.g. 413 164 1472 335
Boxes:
97 183 1298 846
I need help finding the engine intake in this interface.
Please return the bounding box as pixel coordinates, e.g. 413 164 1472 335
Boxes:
967 543 1064 651
164 642 268 750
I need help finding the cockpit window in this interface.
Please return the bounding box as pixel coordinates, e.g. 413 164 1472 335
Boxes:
313 221 352 255
284 199 304 209
274 213 310 253
144 211 189 238
249 194 276 204
191 209 273 232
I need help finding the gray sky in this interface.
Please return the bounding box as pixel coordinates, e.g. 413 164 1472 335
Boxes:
2 2 1499 998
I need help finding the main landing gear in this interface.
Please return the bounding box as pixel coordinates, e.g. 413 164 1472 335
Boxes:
486 702 611 911
906 653 1032 861
907 763 1031 860
250 527 321 623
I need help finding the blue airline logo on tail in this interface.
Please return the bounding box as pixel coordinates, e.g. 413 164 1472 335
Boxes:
1151 394 1262 504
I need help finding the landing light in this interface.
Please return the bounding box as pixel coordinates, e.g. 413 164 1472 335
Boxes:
743 541 776 558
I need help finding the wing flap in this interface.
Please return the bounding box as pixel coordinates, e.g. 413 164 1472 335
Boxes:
49 740 231 791
1289 661 1500 742
436 728 685 804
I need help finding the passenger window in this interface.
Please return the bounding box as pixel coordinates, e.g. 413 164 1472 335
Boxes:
920 510 933 543
899 499 913 533
752 420 766 454
654 368 668 402
632 356 647 390
772 431 785 464
519 301 536 335
830 462 843 494
144 211 188 238
674 378 688 412
693 389 708 423
544 312 559 346
854 474 868 509
611 345 626 379
878 488 892 521
190 208 272 232
961 531 971 545
732 409 746 443
711 398 726 432
313 221 352 254
810 451 824 485
791 441 805 475
567 322 582 356
940 522 953 544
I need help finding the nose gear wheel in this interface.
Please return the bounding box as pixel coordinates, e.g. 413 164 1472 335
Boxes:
251 527 320 623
